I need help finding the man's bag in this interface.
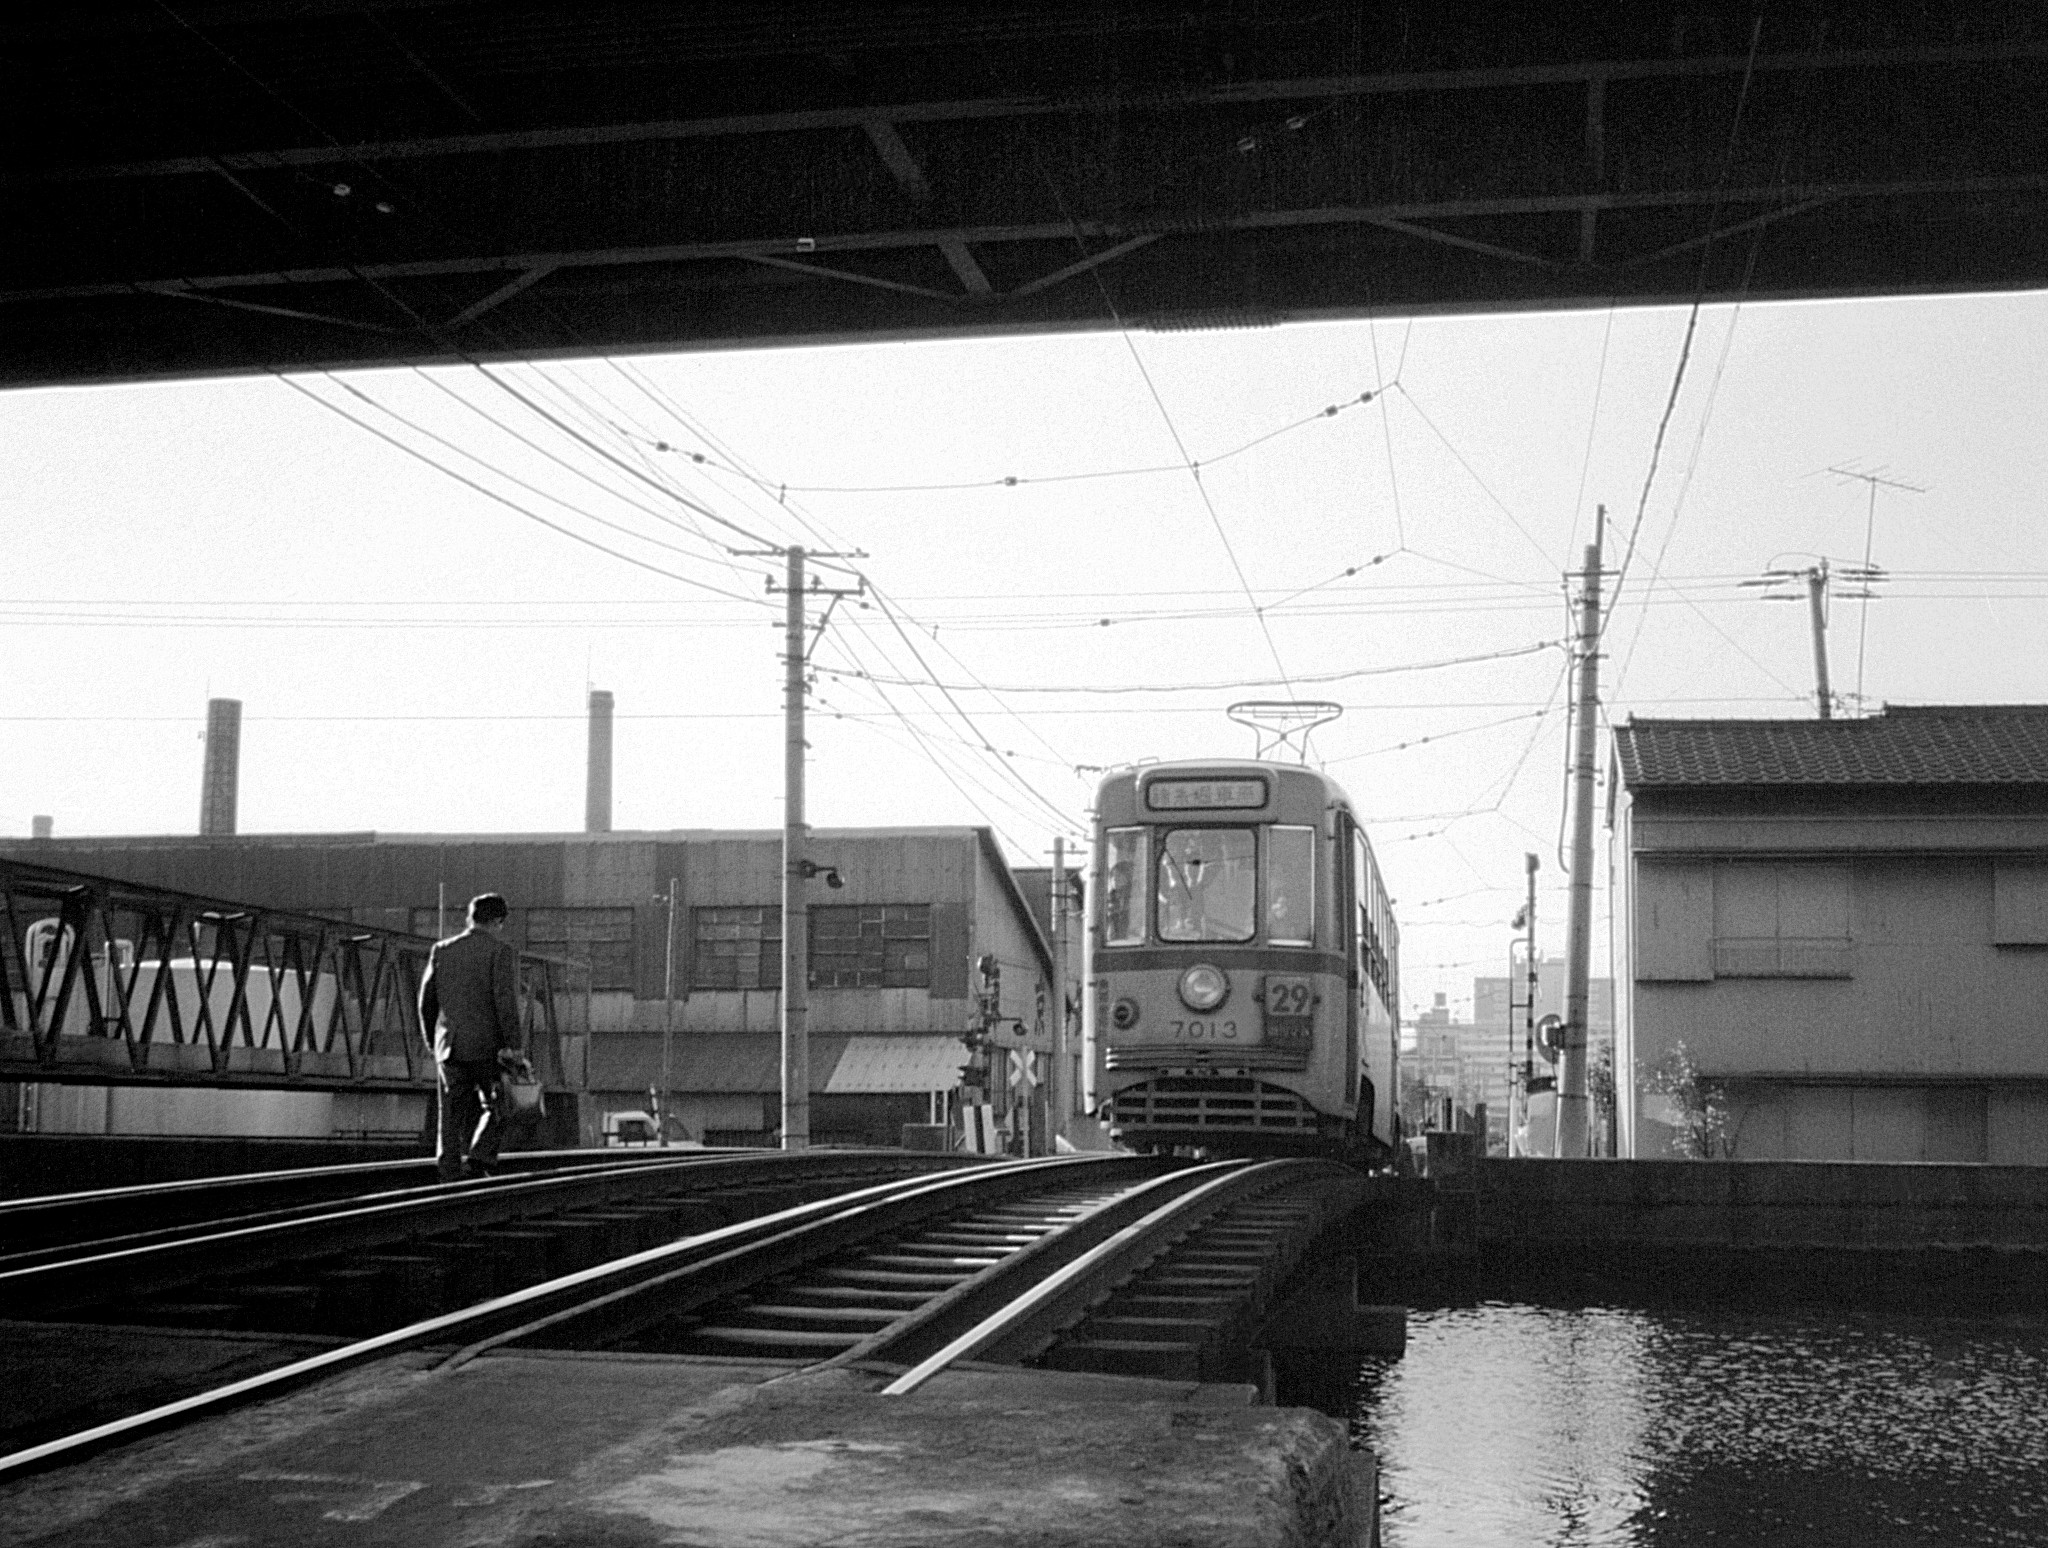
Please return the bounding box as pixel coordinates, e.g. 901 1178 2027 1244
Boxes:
499 1053 544 1118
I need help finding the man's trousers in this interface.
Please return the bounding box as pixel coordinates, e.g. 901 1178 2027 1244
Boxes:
435 1057 505 1182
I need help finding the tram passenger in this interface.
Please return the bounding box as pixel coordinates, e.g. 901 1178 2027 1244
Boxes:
418 892 526 1182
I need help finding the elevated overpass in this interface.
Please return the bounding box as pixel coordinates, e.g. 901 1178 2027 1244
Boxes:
6 4 2046 387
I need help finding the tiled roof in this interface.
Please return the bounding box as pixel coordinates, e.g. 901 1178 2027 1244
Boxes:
1614 707 2048 787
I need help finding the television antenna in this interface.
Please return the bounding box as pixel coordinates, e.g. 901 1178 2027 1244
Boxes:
1825 465 1925 709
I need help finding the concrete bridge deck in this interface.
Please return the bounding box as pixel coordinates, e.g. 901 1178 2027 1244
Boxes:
0 1346 1375 1548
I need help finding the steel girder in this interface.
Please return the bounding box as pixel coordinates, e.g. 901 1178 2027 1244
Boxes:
0 858 573 1094
4 6 2047 386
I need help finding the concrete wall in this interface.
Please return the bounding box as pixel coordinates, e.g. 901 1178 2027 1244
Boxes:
1478 1158 2048 1248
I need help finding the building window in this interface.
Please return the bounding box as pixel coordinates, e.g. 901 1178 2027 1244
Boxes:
1711 863 1852 978
692 906 781 990
409 907 459 940
810 905 932 989
1992 860 2048 946
526 907 636 991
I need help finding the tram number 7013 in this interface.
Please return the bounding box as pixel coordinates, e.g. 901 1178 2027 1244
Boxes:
1171 1019 1239 1040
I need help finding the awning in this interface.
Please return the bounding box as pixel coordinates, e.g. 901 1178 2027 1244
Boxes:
590 1032 964 1095
822 1034 968 1095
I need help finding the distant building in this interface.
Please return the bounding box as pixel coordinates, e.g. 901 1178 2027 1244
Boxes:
1408 992 1503 1150
1472 961 1614 1055
1472 960 1616 1153
1 828 1065 1150
1612 706 2048 1163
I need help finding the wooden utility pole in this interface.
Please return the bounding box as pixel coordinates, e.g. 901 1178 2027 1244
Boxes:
1555 508 1604 1159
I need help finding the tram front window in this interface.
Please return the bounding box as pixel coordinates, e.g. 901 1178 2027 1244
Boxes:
1158 828 1256 942
1267 825 1315 945
1103 828 1147 946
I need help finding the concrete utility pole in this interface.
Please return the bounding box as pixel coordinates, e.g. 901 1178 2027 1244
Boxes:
780 545 811 1150
756 542 866 1152
1806 562 1832 719
660 875 678 1146
1555 508 1604 1159
1050 836 1068 1143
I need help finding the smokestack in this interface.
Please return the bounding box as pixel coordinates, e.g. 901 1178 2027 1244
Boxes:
31 816 52 840
200 697 241 836
585 689 613 833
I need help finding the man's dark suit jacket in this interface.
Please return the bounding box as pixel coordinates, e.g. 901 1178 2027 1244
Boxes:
418 927 523 1063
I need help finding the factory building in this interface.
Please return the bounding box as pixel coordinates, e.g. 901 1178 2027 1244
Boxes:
1 827 1067 1150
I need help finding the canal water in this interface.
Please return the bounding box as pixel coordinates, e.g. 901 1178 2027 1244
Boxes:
1349 1302 2048 1547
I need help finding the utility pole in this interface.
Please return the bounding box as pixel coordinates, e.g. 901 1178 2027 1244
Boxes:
1050 836 1068 1145
1806 562 1832 719
748 542 866 1152
660 875 678 1146
1555 507 1604 1159
780 545 810 1150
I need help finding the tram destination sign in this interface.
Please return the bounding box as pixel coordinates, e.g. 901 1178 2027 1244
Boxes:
1146 778 1267 811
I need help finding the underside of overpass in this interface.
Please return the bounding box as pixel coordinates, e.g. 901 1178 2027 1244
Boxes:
7 3 2047 388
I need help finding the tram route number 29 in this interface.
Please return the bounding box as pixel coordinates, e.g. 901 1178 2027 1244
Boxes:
1265 977 1313 1016
1171 1019 1239 1040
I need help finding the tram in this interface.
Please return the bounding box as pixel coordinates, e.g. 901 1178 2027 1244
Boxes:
1090 761 1400 1163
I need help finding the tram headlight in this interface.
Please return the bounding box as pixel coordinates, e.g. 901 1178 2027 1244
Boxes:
1178 963 1229 1012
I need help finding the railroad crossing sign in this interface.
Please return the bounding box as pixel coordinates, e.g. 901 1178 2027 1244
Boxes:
1007 1050 1037 1097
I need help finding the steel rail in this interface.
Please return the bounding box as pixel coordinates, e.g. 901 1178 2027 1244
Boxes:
0 1150 951 1313
429 1155 1158 1365
878 1159 1327 1395
0 1148 647 1250
0 1148 917 1271
0 1155 1132 1482
827 1158 1259 1375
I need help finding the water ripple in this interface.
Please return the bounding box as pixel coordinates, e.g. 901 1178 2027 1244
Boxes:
1349 1302 2048 1548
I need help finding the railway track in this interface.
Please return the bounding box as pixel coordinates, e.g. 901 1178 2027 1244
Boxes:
2 1153 1366 1484
0 1146 762 1259
0 1149 966 1335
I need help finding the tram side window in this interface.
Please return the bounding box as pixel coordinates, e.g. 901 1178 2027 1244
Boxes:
1267 825 1315 945
1104 828 1148 946
1159 828 1256 943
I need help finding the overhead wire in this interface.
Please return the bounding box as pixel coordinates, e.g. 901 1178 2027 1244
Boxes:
629 387 1386 496
274 376 760 603
814 639 1558 697
317 372 737 572
1604 17 1767 635
150 2 797 597
1028 152 1296 692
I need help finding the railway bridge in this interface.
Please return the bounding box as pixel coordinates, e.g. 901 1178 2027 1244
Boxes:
7 5 2047 388
1 1147 1395 1543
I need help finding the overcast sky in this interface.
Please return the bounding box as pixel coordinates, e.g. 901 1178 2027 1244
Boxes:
6 288 2046 1018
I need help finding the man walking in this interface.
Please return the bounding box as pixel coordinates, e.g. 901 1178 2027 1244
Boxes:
418 892 525 1182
